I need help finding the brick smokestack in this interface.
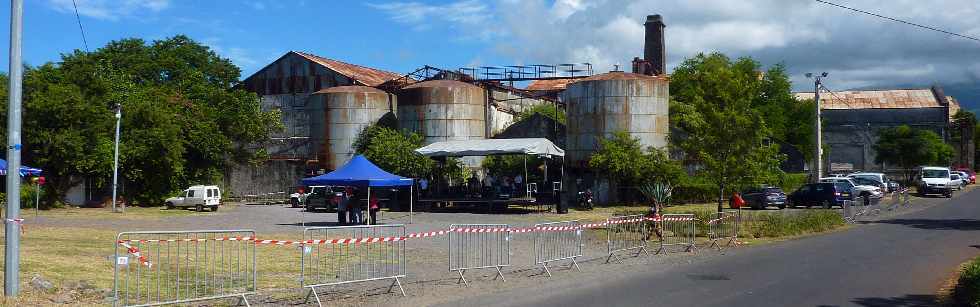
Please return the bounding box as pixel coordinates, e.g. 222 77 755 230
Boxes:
644 14 666 75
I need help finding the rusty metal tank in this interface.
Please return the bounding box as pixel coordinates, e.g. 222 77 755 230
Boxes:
397 80 486 144
309 86 395 169
561 71 669 163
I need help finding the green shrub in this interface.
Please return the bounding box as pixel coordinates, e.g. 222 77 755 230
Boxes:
954 257 980 307
778 173 808 194
744 210 844 238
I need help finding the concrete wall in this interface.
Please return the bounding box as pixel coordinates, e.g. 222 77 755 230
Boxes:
822 107 948 172
223 160 306 197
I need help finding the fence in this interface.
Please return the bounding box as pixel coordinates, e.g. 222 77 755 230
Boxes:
532 220 582 277
605 215 651 262
656 214 697 254
301 225 406 306
112 230 257 307
705 211 737 250
449 224 511 285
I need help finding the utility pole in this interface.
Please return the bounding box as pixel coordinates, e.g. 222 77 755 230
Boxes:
806 72 828 181
5 0 24 297
112 104 122 213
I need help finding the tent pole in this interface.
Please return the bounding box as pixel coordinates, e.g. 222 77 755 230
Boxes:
367 187 371 225
410 184 414 224
523 155 528 197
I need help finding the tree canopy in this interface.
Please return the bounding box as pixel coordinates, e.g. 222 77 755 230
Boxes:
589 131 683 196
669 52 786 211
874 125 954 182
353 125 434 179
0 35 281 206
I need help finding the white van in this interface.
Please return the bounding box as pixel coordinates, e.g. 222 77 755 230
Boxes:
165 185 222 211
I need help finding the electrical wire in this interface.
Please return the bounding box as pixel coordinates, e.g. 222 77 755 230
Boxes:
71 0 90 52
819 84 857 110
815 0 980 43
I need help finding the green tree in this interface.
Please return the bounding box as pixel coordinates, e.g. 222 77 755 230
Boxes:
589 131 683 203
950 109 977 169
670 53 785 212
1 35 281 206
874 125 954 182
353 125 433 178
514 103 566 124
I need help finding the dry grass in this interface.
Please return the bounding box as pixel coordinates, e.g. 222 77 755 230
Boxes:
0 225 311 306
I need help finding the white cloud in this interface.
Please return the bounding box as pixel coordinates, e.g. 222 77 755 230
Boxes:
46 0 170 20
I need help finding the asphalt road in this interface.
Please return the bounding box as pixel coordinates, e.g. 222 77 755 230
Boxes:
440 187 980 307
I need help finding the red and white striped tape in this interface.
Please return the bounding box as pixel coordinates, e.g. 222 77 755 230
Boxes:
5 218 24 234
116 215 706 247
118 242 152 267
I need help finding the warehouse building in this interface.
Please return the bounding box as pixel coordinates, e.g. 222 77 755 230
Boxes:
794 86 963 173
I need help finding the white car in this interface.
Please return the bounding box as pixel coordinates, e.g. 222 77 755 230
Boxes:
166 185 222 212
918 166 953 198
848 172 895 192
950 173 967 190
820 177 883 202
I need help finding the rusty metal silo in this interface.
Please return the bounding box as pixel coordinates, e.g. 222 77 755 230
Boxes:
562 71 669 164
310 86 395 170
397 80 486 144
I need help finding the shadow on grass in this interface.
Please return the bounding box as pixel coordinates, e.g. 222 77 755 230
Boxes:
849 294 936 307
864 218 980 231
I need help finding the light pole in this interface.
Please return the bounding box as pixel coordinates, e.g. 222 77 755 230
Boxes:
112 104 122 213
5 0 23 297
806 72 828 181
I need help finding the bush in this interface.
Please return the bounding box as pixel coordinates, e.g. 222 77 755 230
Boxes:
745 210 845 238
778 173 808 194
954 257 980 307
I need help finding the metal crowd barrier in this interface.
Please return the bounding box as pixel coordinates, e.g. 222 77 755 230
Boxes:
112 230 257 307
656 214 697 254
449 224 511 286
301 225 406 306
706 212 737 250
532 220 582 277
605 215 650 263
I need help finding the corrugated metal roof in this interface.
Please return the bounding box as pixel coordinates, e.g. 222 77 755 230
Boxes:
794 89 951 110
293 51 402 87
527 79 575 91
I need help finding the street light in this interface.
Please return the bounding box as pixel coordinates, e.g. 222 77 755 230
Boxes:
806 72 828 181
112 103 122 213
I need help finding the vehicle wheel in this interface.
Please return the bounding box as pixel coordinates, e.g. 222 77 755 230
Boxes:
166 202 175 210
290 199 299 208
777 203 786 209
210 206 219 212
945 191 953 198
862 194 870 206
822 200 831 209
196 204 204 212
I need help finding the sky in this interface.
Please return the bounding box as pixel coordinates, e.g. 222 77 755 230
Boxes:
1 0 979 109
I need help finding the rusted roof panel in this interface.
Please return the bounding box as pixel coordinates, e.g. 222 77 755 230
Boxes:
527 79 575 91
293 51 402 87
794 89 951 110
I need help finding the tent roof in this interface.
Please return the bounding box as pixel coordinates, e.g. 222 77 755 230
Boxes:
300 155 413 187
415 138 565 157
0 159 42 177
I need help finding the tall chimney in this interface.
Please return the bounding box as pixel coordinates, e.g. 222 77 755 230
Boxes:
643 14 666 76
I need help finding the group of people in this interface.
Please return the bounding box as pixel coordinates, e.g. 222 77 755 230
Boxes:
331 186 382 226
418 173 531 199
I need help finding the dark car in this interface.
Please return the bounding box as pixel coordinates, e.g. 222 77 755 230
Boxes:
742 186 787 209
788 182 852 209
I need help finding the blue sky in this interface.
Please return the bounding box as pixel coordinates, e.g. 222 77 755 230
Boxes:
2 0 979 107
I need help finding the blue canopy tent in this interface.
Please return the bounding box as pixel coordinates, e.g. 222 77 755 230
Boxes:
300 155 416 222
0 159 42 177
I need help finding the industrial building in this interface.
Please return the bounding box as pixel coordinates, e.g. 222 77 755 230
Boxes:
794 86 966 173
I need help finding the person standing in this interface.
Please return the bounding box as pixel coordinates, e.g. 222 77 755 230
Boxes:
369 192 380 225
334 188 347 225
515 174 524 197
346 187 363 225
419 178 429 198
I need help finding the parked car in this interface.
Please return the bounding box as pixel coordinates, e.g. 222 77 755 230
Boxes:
950 173 967 190
848 172 897 192
788 182 851 208
954 171 972 186
819 177 883 203
289 186 308 208
165 185 222 212
955 168 976 184
917 166 953 198
741 186 787 209
303 186 334 212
